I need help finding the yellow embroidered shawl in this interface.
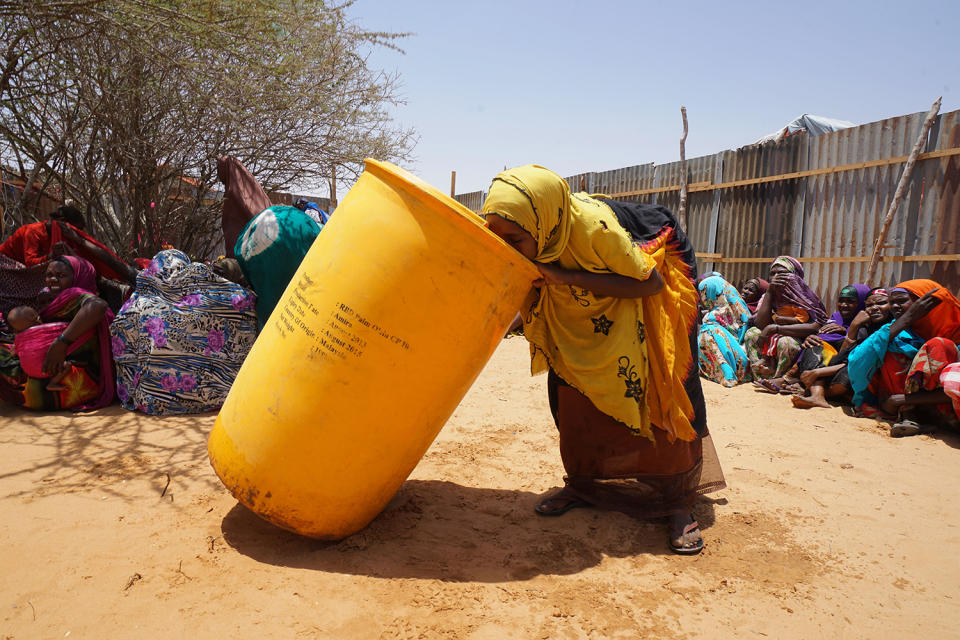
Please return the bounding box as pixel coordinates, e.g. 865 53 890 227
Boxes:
482 165 698 442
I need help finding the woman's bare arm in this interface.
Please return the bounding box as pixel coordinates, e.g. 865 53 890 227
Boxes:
41 296 109 375
535 263 664 299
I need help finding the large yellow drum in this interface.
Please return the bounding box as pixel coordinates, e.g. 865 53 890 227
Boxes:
208 159 537 539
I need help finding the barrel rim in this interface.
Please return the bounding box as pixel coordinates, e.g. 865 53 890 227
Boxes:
362 159 540 280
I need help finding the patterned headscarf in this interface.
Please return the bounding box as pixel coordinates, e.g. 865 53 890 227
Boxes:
743 277 769 313
767 256 828 324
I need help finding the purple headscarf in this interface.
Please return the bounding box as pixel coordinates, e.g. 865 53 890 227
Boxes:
818 283 870 344
768 256 828 324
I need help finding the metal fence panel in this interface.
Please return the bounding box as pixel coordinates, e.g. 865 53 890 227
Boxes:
908 110 960 294
452 109 960 298
802 111 929 305
714 134 806 288
453 190 485 213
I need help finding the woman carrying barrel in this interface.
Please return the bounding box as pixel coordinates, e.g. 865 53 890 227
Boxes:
483 165 725 554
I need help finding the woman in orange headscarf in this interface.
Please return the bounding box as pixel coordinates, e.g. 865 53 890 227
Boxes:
861 279 960 436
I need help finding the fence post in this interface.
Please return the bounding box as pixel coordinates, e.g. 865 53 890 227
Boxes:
678 106 688 230
650 164 660 206
866 97 941 283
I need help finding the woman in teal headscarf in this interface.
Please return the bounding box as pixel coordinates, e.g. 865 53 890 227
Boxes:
697 275 751 387
234 205 322 328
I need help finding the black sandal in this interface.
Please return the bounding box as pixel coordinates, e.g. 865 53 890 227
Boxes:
669 521 704 555
534 494 590 517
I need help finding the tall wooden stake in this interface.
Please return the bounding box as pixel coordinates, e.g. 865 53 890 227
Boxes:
678 106 689 230
330 165 337 210
866 96 942 283
450 170 456 197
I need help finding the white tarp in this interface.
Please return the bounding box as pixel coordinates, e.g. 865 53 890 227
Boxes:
755 114 855 145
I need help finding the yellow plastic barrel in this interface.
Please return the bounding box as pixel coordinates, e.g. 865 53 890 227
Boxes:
207 159 537 540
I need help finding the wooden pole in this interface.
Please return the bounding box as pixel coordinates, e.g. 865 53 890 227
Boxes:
678 106 689 230
450 170 456 197
866 96 941 283
330 165 337 210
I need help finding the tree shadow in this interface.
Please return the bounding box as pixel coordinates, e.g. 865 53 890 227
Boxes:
0 402 223 500
219 479 719 582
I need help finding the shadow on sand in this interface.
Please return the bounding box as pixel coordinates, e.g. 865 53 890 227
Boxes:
220 479 722 582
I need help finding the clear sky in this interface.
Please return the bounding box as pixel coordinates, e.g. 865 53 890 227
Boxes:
343 0 959 196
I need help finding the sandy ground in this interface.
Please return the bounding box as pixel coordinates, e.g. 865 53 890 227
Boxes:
1 336 959 639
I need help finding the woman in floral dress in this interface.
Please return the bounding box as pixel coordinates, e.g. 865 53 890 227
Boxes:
697 275 751 387
109 250 258 415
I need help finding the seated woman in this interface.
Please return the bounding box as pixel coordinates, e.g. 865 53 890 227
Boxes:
216 157 322 328
0 256 115 410
0 207 136 317
788 284 869 382
0 205 134 282
847 279 960 436
791 288 891 408
740 277 768 315
697 275 751 387
110 250 258 415
743 256 827 385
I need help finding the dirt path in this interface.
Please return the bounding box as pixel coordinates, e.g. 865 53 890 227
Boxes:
2 337 958 638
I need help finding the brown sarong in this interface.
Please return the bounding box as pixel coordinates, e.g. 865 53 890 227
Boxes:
549 370 726 518
217 156 272 259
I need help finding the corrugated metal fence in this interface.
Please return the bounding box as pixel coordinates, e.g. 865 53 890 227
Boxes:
456 109 960 303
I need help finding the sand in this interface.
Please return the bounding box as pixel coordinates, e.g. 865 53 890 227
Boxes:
2 336 958 639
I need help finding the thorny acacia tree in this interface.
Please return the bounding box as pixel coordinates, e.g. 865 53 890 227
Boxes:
0 0 416 259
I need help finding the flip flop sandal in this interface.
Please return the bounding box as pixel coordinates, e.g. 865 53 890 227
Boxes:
890 419 935 438
534 495 590 517
753 380 781 394
669 521 704 555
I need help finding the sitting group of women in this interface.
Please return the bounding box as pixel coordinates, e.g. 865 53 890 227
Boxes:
0 157 325 416
696 258 960 437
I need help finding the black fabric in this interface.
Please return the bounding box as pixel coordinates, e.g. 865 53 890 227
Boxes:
601 199 706 438
797 345 824 374
830 366 850 389
547 368 562 428
601 200 699 280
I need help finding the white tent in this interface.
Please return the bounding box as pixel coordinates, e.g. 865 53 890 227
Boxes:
755 114 855 145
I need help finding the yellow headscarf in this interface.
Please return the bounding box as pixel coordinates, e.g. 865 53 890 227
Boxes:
483 165 698 442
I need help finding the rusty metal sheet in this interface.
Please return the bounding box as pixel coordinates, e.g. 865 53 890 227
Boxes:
802 111 930 305
450 109 960 298
453 190 485 213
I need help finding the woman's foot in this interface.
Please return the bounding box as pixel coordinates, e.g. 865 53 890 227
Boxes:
668 513 704 555
756 363 775 379
534 490 590 517
791 394 831 409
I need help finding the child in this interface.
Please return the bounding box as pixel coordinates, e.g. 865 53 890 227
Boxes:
6 305 73 391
